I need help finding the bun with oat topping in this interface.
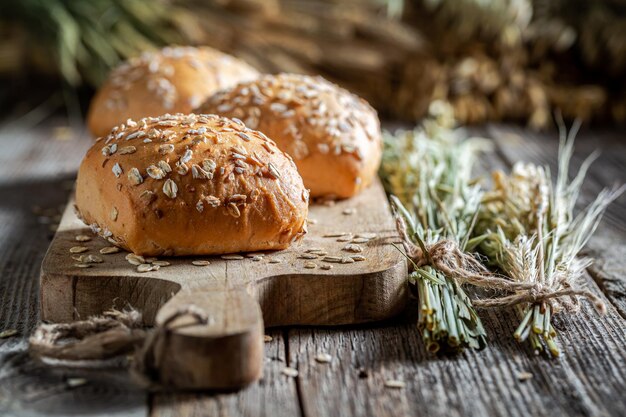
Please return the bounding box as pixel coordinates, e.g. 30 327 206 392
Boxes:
76 113 309 256
196 73 382 199
87 46 259 138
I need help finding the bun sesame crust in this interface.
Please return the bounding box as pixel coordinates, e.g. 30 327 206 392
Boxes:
87 46 260 138
76 113 309 256
197 73 382 198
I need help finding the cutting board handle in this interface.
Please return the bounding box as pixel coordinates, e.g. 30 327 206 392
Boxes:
142 287 264 390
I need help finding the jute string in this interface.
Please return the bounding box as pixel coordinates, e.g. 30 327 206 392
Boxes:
29 305 208 388
394 215 606 313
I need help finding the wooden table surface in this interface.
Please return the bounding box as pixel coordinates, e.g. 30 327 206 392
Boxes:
0 119 624 417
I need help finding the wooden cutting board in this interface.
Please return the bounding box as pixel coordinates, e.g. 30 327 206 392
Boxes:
40 179 407 389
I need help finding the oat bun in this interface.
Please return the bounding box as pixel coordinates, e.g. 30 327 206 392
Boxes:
87 46 260 138
197 73 382 199
76 113 308 256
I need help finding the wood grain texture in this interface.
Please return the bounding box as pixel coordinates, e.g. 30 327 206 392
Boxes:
40 178 407 389
2 121 626 417
0 121 148 417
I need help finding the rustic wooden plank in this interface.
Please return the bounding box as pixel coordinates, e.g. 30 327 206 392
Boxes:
0 121 148 417
150 329 300 417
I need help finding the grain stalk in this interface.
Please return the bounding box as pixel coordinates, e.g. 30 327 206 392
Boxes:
473 119 625 357
380 103 490 352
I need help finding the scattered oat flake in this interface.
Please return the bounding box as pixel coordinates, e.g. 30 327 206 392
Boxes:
152 260 171 267
126 253 146 265
74 263 92 268
264 335 273 343
100 246 120 254
66 378 88 388
137 263 160 273
342 208 356 215
356 233 377 239
268 258 282 264
352 238 369 244
322 256 342 263
304 261 316 269
384 379 405 389
221 254 244 260
75 235 92 242
299 253 318 259
70 246 89 254
315 353 332 363
307 218 318 225
517 372 533 381
192 260 210 266
0 329 18 338
320 264 332 270
351 255 367 262
341 257 355 264
337 235 354 242
282 367 299 377
343 244 363 253
323 232 348 237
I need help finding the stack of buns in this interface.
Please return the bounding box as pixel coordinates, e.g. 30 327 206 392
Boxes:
80 47 382 256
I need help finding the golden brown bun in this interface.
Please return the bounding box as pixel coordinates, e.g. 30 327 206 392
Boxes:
87 46 260 138
76 113 309 256
197 74 382 199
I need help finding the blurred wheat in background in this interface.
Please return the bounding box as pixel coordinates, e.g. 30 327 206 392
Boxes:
1 0 625 128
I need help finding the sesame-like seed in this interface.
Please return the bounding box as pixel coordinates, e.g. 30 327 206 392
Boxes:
268 162 280 179
237 132 251 142
163 179 178 199
70 246 89 254
351 255 367 261
100 246 120 254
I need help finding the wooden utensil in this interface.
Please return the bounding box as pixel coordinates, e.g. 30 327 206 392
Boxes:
40 179 407 389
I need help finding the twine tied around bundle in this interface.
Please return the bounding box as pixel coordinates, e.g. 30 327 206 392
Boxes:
29 305 209 389
394 214 606 314
394 215 533 292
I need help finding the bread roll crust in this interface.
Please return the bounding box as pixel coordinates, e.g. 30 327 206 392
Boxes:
197 74 382 199
76 113 308 256
87 46 259 138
